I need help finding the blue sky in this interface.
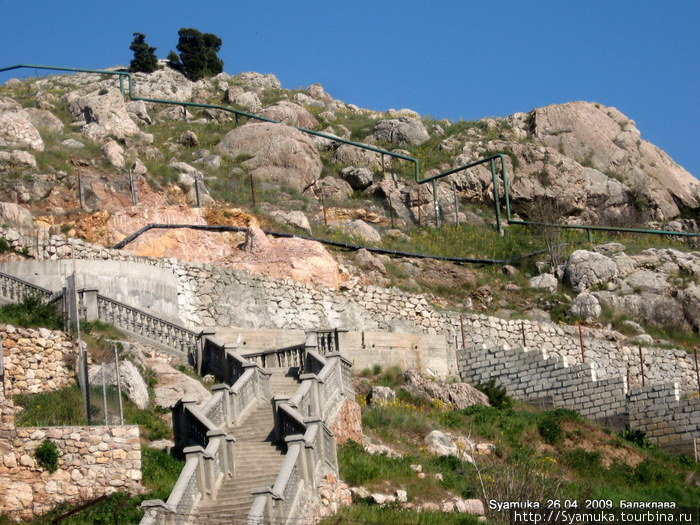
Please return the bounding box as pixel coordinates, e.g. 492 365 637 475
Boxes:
1 1 698 177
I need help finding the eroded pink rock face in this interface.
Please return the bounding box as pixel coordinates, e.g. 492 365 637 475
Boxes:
102 208 340 289
100 206 237 262
228 229 341 289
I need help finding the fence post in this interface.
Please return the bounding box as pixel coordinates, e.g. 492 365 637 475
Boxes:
578 323 586 363
114 344 124 425
639 346 645 387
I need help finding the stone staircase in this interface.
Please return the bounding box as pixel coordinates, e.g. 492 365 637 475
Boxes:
195 368 300 521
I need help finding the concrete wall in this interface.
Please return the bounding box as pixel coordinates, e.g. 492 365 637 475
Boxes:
221 327 451 377
345 331 450 377
0 259 181 321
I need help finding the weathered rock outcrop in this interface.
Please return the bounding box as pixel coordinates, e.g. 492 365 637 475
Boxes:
562 245 700 332
257 101 320 129
369 117 430 147
215 122 322 192
63 88 142 142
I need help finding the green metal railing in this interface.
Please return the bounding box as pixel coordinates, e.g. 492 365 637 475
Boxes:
1 63 697 240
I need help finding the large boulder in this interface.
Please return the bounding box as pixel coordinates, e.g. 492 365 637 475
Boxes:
229 91 262 112
130 68 193 102
332 143 385 172
340 219 381 244
370 117 429 147
563 250 618 292
88 360 149 410
622 270 671 295
0 112 44 151
0 150 37 170
340 166 374 190
310 176 354 200
529 273 558 293
147 359 211 409
258 101 320 129
368 386 396 405
230 72 282 92
270 210 312 235
528 101 699 219
0 202 36 233
215 122 322 192
402 370 489 409
24 108 64 132
64 88 142 142
568 292 602 320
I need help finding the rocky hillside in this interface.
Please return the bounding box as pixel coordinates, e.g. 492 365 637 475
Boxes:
0 64 699 342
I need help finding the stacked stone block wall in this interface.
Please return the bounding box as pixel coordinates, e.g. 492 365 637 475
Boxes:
0 425 142 520
2 325 77 396
1 227 696 391
627 383 700 455
459 344 628 421
0 321 143 521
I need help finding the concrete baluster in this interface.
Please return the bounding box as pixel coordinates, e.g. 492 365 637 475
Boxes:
183 446 209 498
225 434 236 478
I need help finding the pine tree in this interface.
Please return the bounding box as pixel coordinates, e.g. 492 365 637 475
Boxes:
167 50 181 70
203 33 224 76
129 33 158 73
176 28 224 81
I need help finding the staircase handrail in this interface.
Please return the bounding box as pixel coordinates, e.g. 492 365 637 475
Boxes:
96 293 199 360
244 343 306 370
0 269 53 301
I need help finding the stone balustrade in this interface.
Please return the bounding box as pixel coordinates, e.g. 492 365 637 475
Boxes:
248 346 352 524
141 431 236 525
96 294 199 360
0 271 52 303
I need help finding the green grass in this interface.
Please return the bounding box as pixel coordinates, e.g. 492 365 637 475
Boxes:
338 441 480 502
319 504 482 525
342 381 700 524
14 384 171 441
0 295 64 330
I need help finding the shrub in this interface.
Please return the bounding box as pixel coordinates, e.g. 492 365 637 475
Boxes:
537 416 562 445
475 379 512 409
35 439 59 472
0 295 64 330
619 428 653 449
563 448 601 476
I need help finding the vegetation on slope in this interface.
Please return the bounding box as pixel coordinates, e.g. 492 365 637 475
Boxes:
326 367 700 524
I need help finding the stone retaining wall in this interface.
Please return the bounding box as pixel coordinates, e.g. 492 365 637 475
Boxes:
0 322 143 521
2 227 697 391
627 383 700 455
2 325 77 396
459 343 628 422
0 425 142 520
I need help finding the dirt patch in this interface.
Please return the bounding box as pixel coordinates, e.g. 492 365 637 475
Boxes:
560 420 645 468
326 207 388 225
204 207 258 227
